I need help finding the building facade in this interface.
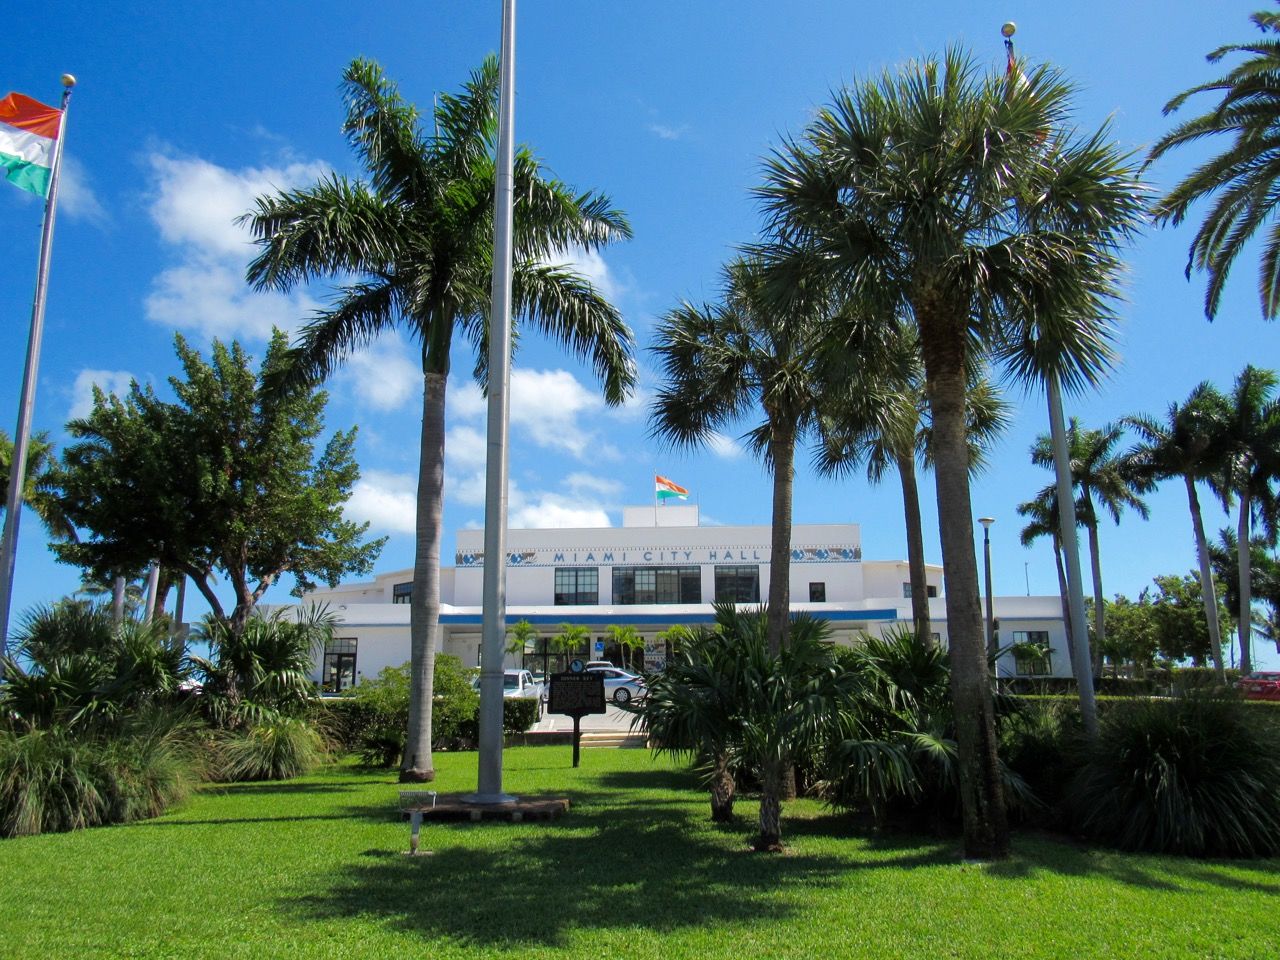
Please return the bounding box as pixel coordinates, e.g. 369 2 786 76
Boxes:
301 505 1071 691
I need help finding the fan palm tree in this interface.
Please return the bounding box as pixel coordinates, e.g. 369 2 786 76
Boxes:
1215 366 1280 674
1149 5 1280 319
243 58 634 783
0 431 74 543
758 50 1144 858
650 255 833 658
816 331 1010 643
1031 421 1149 675
1122 384 1232 678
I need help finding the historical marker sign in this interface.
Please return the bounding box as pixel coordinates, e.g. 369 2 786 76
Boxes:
548 671 606 716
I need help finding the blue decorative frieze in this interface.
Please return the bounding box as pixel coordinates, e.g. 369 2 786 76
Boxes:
454 544 861 567
791 546 861 563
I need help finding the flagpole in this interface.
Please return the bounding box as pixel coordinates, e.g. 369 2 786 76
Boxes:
0 75 76 671
471 0 516 805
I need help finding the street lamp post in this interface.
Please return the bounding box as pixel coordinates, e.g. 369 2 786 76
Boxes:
979 517 995 662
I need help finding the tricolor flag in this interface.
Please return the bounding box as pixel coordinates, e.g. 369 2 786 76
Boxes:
655 474 689 501
0 92 62 198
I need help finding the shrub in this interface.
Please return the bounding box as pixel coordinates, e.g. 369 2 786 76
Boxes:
999 699 1081 821
213 716 329 782
1067 695 1280 856
0 711 202 838
343 657 482 765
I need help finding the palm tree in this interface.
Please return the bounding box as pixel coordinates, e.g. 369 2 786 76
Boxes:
1215 366 1280 674
505 618 536 661
1031 421 1149 675
759 50 1144 858
816 333 1010 643
650 255 832 658
0 431 74 543
1016 485 1074 664
1149 6 1280 319
243 59 634 783
604 623 642 670
1210 528 1280 670
1122 384 1232 678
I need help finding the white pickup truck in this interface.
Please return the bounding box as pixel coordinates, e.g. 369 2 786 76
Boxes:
474 669 544 718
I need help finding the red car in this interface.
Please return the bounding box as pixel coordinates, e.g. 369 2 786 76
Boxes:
1237 671 1280 701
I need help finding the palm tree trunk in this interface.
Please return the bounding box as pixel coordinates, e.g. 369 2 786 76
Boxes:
754 758 785 851
402 371 446 783
1237 492 1253 675
919 327 1009 860
766 426 796 657
111 576 125 626
897 452 932 643
1086 519 1105 677
710 752 736 823
1053 535 1074 666
1185 475 1225 679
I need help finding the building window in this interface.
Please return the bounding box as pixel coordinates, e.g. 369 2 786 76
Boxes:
612 566 701 605
714 565 760 603
554 567 598 605
902 582 938 599
322 637 358 693
392 581 412 604
809 581 826 602
1011 630 1052 676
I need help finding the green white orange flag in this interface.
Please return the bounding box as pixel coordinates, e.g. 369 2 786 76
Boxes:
655 474 689 501
0 92 62 198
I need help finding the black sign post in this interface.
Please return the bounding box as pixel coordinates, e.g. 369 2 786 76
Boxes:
547 670 606 767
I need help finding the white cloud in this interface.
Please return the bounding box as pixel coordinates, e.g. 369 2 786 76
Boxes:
59 156 107 226
344 470 417 534
564 472 622 498
69 368 135 421
549 245 621 301
647 122 688 141
445 469 618 529
339 334 420 411
707 431 743 459
449 379 486 420
508 497 611 529
446 426 488 472
509 368 604 458
143 151 330 341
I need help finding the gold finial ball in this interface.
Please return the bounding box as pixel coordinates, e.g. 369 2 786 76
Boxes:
1001 22 1017 38
61 74 77 88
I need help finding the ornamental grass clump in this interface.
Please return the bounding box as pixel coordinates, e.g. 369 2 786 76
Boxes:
1067 695 1280 857
213 716 329 782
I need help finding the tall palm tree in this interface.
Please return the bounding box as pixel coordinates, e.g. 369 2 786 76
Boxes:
1031 420 1149 675
816 332 1010 643
650 255 832 658
243 59 635 783
1149 5 1280 319
1215 366 1280 674
1122 384 1232 678
758 50 1144 858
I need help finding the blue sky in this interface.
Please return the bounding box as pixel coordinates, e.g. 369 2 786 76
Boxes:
2 1 1276 666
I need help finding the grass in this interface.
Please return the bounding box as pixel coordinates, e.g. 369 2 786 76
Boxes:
1 747 1277 959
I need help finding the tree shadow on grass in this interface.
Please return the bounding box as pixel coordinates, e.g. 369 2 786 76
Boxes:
283 793 942 949
593 767 704 793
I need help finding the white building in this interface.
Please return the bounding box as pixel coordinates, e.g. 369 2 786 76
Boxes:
302 504 1071 691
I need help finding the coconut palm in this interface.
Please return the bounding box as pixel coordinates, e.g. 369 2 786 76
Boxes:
604 623 642 670
0 431 74 543
505 619 536 660
650 254 833 658
816 331 1010 642
1214 366 1280 673
1016 485 1074 664
1122 383 1232 678
1149 5 1280 319
1031 421 1150 675
758 50 1144 858
243 58 634 783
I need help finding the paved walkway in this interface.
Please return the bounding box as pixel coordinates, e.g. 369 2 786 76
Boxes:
531 703 640 733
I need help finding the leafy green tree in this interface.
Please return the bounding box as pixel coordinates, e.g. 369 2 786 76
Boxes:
1214 366 1280 673
1150 5 1280 319
1149 574 1228 666
1098 593 1159 672
243 58 633 784
760 49 1145 858
1123 383 1233 677
651 255 832 657
816 331 1010 642
54 331 383 638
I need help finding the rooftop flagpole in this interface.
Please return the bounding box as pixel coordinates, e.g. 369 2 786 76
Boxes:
471 0 517 804
0 75 76 672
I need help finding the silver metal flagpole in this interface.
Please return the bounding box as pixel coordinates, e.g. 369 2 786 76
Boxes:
0 75 76 671
471 0 517 804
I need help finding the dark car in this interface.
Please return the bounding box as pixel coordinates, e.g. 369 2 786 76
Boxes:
1237 671 1280 701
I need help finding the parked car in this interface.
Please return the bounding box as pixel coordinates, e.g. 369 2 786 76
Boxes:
585 660 615 671
1237 671 1280 701
586 666 646 704
473 669 545 717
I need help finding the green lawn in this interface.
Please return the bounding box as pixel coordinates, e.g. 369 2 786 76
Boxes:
2 748 1277 960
